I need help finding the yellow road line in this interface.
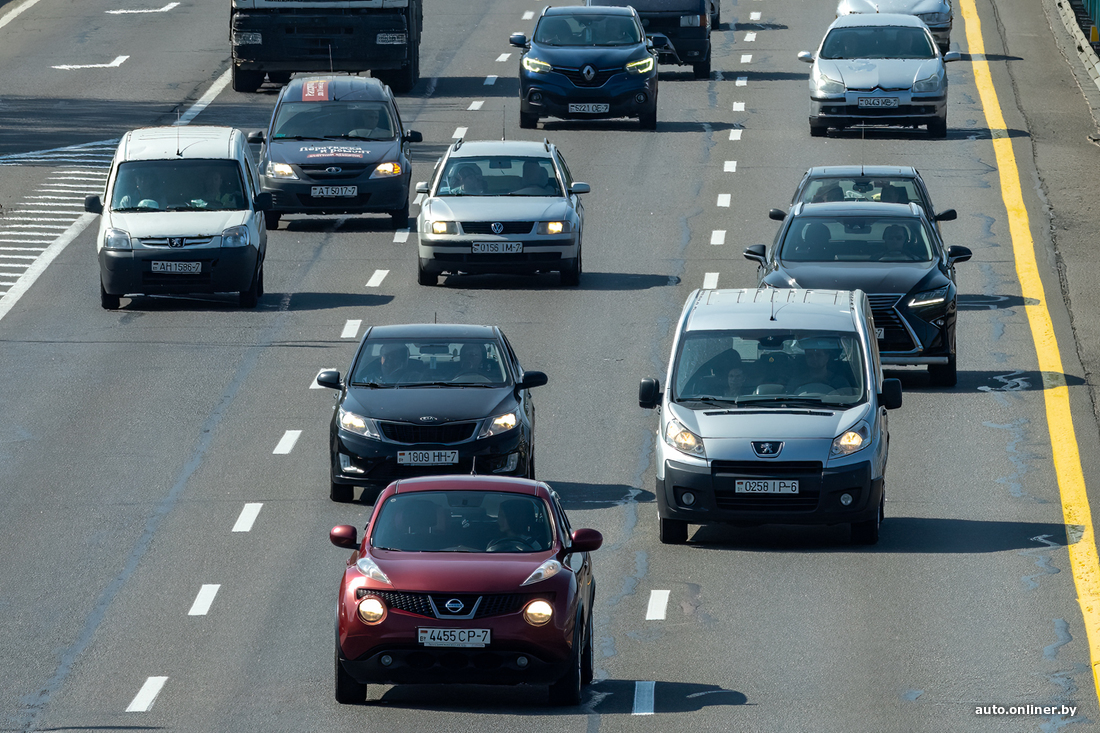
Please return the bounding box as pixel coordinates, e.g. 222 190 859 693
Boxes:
959 0 1100 703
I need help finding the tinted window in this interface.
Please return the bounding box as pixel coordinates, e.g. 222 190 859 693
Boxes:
797 177 929 210
820 27 935 60
110 159 246 212
535 14 642 46
780 216 934 263
371 492 555 553
350 338 510 386
437 156 562 196
272 101 396 140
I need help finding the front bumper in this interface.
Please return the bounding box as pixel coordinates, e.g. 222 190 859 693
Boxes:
810 92 946 126
260 174 408 215
231 12 412 72
99 247 258 296
926 22 952 50
871 294 956 364
520 70 657 121
419 232 577 275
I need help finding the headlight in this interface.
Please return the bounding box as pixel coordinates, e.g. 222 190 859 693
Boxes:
478 412 518 438
536 221 569 235
626 57 654 74
909 286 949 307
816 72 845 94
522 57 551 73
831 422 870 457
371 161 402 178
429 220 457 235
355 556 392 585
912 74 941 93
338 407 381 439
521 559 562 586
221 225 250 248
104 228 131 250
663 418 706 458
356 595 387 624
265 161 298 179
918 11 950 23
680 14 707 26
523 599 554 626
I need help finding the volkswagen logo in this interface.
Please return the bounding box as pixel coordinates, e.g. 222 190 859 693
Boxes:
491 222 504 234
582 65 596 82
419 416 437 422
445 598 464 613
752 441 784 458
168 237 184 248
325 166 342 174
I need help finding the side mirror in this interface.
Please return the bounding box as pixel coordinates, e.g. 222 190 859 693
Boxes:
316 369 342 390
946 245 972 264
768 208 786 221
84 195 103 214
650 35 669 49
943 51 961 62
797 51 815 63
247 130 265 144
880 378 903 410
253 192 273 211
570 528 603 553
743 244 767 265
639 377 661 409
415 181 429 194
509 33 527 48
330 524 358 549
933 208 957 222
518 370 548 391
569 182 590 194
404 129 423 143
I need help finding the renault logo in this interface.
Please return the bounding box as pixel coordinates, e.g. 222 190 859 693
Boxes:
491 222 504 234
445 598 464 613
168 237 184 248
582 65 596 82
752 441 784 457
325 166 342 174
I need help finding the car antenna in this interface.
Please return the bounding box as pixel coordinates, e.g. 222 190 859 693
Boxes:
175 106 182 157
329 44 334 74
502 105 507 141
770 288 778 321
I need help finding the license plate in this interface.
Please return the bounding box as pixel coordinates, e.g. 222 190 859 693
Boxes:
397 450 459 465
735 479 799 494
418 628 491 647
376 33 407 45
472 242 523 254
151 261 201 274
875 327 884 339
569 103 610 113
311 186 357 197
857 97 899 108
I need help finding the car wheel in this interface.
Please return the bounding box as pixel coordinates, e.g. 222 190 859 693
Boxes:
330 479 354 503
267 72 291 85
548 625 583 706
526 450 535 480
417 258 436 286
100 281 120 310
231 66 263 94
659 515 688 544
264 212 281 231
255 263 264 297
639 106 658 131
580 591 594 685
389 198 410 229
692 52 712 80
850 493 883 545
810 121 828 137
376 56 419 94
928 116 948 138
239 266 260 308
559 244 581 286
519 111 539 129
334 643 367 704
928 354 957 387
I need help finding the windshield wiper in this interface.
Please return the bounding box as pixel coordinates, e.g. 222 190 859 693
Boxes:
349 381 387 388
677 396 737 406
273 135 327 140
325 134 392 141
734 396 832 407
398 380 497 388
111 207 159 213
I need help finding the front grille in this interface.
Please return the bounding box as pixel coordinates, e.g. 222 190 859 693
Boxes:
363 458 475 482
378 421 477 444
829 105 937 117
138 237 215 247
867 293 918 350
141 272 213 287
460 221 534 235
294 192 372 207
711 460 822 475
711 461 822 512
555 67 618 87
356 591 546 619
434 252 562 264
299 164 368 181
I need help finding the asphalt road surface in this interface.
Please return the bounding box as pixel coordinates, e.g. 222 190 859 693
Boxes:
2 0 1100 730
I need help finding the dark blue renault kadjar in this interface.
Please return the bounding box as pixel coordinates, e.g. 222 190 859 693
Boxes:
249 76 422 230
510 6 659 130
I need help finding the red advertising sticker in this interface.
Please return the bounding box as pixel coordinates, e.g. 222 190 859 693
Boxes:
302 80 330 101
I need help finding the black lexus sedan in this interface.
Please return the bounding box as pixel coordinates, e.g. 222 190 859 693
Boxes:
744 201 971 386
509 6 659 130
316 324 547 503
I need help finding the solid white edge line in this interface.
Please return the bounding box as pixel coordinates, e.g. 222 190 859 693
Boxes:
0 0 45 32
273 430 302 455
186 584 220 616
341 319 362 338
232 503 263 532
126 676 168 712
632 681 656 715
646 589 671 619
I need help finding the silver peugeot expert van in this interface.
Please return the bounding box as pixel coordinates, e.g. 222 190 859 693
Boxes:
639 289 902 545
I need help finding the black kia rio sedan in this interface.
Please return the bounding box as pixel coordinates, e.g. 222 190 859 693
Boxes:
316 324 548 502
744 201 972 386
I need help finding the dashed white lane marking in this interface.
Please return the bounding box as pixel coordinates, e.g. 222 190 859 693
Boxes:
0 0 46 32
484 75 498 85
453 126 467 139
732 101 745 111
724 160 738 172
717 193 731 207
366 269 389 287
703 272 719 289
341 319 362 339
126 677 168 712
750 11 761 19
187 584 220 616
272 430 302 455
232 503 263 532
522 10 534 19
393 229 410 243
632 681 656 715
729 129 743 140
744 32 757 41
496 53 511 62
468 100 484 110
2 224 72 230
106 2 179 13
646 589 671 619
53 55 129 70
710 230 726 245
736 76 747 86
741 54 753 63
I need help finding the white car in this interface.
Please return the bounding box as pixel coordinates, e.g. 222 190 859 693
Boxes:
837 0 952 52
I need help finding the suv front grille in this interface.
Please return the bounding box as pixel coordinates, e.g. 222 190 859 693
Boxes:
378 421 478 444
555 67 618 87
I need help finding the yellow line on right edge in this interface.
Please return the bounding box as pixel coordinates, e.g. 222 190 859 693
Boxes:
959 0 1100 704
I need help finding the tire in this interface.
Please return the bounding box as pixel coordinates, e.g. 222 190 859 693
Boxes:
928 354 957 387
255 263 264 297
417 258 436 286
548 626 583 706
639 107 657 131
810 121 827 137
264 212 281 231
100 282 120 310
928 116 948 139
520 112 539 129
334 644 367 704
376 54 419 94
692 52 712 80
330 479 354 503
659 515 688 544
239 266 260 308
580 590 594 685
559 244 581 286
231 66 263 94
389 198 410 229
267 72 291 86
850 493 883 545
526 450 536 480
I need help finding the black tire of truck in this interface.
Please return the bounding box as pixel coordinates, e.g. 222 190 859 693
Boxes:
376 56 419 94
232 66 264 93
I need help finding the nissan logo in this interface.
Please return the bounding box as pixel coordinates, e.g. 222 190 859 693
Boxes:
582 65 596 82
325 166 342 174
491 222 504 234
168 237 184 248
445 598 464 613
752 441 784 457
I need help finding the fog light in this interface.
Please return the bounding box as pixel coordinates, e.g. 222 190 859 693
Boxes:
493 452 520 474
840 493 853 506
523 600 553 626
681 491 696 506
530 91 543 103
635 92 647 104
380 654 393 667
339 453 365 475
516 656 529 668
357 596 387 624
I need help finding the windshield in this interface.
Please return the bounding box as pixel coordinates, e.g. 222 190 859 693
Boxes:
820 26 935 60
797 177 929 210
109 160 246 212
271 101 397 140
436 156 562 197
779 215 935 262
672 330 866 406
534 13 642 46
350 338 510 386
371 492 555 553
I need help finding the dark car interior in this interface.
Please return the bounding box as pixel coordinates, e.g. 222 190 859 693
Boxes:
371 492 555 552
351 339 510 385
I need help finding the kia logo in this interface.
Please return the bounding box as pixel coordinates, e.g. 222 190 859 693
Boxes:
752 441 783 457
582 65 596 82
168 237 184 248
491 222 504 234
419 416 437 422
445 598 464 613
325 166 342 174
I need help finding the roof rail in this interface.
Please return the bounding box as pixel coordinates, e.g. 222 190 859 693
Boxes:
454 137 464 150
543 138 551 151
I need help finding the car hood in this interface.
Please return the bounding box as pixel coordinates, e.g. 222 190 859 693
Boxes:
343 385 515 422
838 0 948 14
107 210 250 238
422 197 572 222
817 58 942 89
770 260 945 294
368 550 556 593
266 138 400 167
527 43 647 69
670 401 870 439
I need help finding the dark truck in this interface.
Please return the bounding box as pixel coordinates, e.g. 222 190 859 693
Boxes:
587 0 715 79
230 0 423 94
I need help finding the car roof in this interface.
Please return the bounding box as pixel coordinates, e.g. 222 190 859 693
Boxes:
448 139 554 158
686 289 863 333
794 201 925 218
830 12 927 28
545 4 636 15
392 475 547 497
280 75 390 102
805 165 918 178
118 126 243 162
365 323 500 339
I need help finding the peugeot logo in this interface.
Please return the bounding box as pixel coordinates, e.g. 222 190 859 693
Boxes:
168 237 184 248
325 166 342 174
419 416 437 422
582 65 596 82
445 598 464 613
491 222 504 234
752 441 784 457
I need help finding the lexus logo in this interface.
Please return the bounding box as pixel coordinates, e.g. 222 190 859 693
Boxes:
445 598 464 613
419 416 437 422
491 222 504 234
752 441 783 457
325 166 342 174
582 65 596 82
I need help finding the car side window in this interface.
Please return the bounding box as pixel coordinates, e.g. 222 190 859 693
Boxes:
554 152 573 188
550 491 572 541
500 334 522 377
241 146 260 197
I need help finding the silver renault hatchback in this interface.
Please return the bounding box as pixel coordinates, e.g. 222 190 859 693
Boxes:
639 289 903 545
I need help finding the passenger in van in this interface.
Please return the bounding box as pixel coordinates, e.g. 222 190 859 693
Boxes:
789 344 854 393
199 168 243 210
724 361 751 398
116 169 162 210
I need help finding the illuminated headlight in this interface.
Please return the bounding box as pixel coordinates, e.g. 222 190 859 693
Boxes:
371 161 402 178
521 559 562 587
680 14 707 26
909 286 949 307
356 595 387 624
523 57 551 74
233 32 262 46
626 57 654 74
912 74 941 93
537 221 570 235
918 11 950 23
429 220 457 235
479 412 518 438
265 161 298 180
338 407 381 439
523 599 554 626
355 556 392 584
831 422 870 457
104 228 131 250
815 72 845 95
663 418 705 458
221 225 250 248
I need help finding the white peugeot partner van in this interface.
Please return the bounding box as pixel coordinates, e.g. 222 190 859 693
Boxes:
85 126 271 309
